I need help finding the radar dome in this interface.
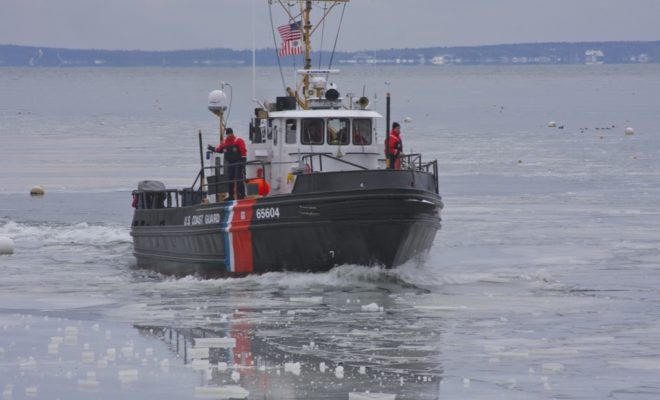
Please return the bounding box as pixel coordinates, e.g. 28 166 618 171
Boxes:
208 90 227 115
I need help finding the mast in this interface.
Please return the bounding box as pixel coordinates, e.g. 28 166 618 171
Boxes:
277 0 349 108
302 0 313 102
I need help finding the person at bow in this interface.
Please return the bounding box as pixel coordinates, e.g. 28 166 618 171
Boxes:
211 127 247 200
385 122 403 169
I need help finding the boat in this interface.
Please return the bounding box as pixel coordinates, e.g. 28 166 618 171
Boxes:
130 0 443 276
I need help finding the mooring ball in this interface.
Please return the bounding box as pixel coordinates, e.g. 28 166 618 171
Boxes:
30 185 45 196
0 237 15 255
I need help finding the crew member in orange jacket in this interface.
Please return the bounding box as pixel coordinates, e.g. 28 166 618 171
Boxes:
214 128 247 200
385 122 403 169
247 168 270 196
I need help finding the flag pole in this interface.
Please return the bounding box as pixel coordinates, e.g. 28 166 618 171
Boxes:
302 0 312 108
251 0 256 100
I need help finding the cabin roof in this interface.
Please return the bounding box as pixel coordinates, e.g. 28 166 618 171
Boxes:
268 109 382 119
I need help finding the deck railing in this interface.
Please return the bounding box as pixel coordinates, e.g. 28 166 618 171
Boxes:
133 153 439 210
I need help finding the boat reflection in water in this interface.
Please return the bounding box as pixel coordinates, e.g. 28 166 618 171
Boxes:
135 309 442 399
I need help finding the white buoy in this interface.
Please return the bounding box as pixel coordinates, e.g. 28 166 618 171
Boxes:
548 121 557 128
625 127 635 136
0 237 14 255
30 186 44 196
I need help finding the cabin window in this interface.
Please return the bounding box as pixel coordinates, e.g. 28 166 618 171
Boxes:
352 118 372 145
301 118 324 145
285 119 297 144
327 118 349 145
267 119 273 140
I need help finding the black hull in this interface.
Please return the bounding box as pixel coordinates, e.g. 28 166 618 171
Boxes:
131 170 442 276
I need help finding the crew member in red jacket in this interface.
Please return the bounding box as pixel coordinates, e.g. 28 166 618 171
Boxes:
385 122 403 169
214 128 247 200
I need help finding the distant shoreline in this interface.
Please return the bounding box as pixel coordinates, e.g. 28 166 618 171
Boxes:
1 41 659 67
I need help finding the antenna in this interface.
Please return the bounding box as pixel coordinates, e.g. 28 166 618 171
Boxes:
251 0 256 100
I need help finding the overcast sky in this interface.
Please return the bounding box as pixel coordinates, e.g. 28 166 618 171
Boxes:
1 0 659 52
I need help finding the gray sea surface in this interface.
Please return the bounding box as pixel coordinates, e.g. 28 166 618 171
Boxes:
1 65 660 399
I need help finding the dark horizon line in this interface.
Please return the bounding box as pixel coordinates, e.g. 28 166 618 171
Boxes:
3 39 660 53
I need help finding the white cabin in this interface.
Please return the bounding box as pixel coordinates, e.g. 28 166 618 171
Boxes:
246 109 383 195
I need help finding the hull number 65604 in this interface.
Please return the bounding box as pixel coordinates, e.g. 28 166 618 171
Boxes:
256 207 280 219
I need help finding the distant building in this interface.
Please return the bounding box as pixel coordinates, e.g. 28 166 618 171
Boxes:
430 55 461 65
585 49 604 65
430 55 446 65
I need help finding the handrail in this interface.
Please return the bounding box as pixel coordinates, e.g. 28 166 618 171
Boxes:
133 152 440 210
301 152 369 172
300 151 439 193
199 160 269 196
131 188 181 209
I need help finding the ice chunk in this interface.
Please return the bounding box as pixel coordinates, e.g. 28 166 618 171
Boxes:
121 346 134 359
64 326 79 336
2 386 13 400
19 357 37 371
542 363 564 373
302 341 317 350
194 337 236 349
78 378 99 391
81 351 95 363
118 369 138 384
289 296 323 304
48 343 59 354
349 393 396 400
190 347 210 359
194 385 249 399
319 362 327 373
359 366 366 374
191 359 210 370
64 335 78 345
361 303 383 312
50 336 63 345
335 365 344 379
285 362 301 376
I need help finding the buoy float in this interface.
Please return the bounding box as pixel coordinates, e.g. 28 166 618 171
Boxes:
625 127 635 136
548 121 557 128
0 237 15 255
30 186 45 196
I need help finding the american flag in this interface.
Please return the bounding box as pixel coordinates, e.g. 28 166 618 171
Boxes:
277 21 303 57
279 38 303 57
277 21 302 42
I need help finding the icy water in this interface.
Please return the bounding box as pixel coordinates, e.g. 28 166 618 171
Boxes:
1 65 660 399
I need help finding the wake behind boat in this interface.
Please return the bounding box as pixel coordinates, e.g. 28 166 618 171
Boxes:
130 0 443 276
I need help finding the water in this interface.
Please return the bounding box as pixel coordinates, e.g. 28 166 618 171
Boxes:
1 65 660 399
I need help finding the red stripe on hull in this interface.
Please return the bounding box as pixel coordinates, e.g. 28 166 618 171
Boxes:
230 198 256 273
